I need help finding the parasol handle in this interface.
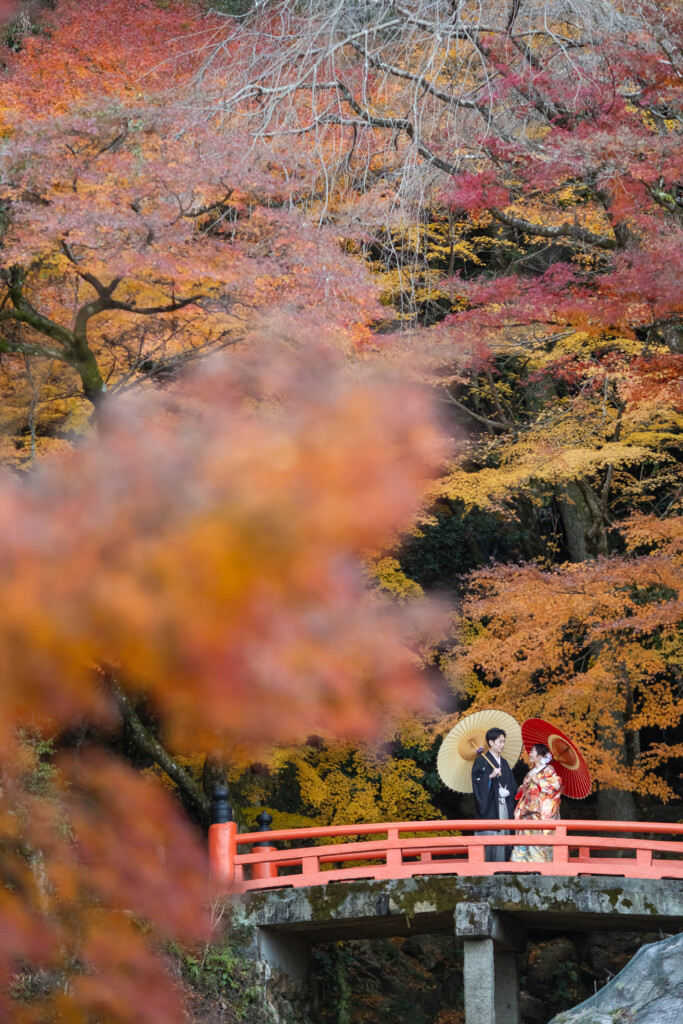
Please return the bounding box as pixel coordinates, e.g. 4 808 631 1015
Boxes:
478 747 502 775
469 738 501 775
483 753 501 774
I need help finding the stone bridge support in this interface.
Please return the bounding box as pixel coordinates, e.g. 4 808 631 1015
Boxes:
254 902 527 1024
257 928 310 983
456 902 525 1024
236 875 683 1024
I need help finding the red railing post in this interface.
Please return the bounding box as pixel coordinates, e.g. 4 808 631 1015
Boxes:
208 785 237 890
554 824 569 866
386 828 402 869
209 821 237 888
250 811 279 881
636 848 652 869
299 853 320 882
469 833 485 865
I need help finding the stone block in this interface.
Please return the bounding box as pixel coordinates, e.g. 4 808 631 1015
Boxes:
456 901 493 938
455 902 526 953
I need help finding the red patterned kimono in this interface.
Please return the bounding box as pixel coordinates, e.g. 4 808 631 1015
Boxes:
510 763 562 862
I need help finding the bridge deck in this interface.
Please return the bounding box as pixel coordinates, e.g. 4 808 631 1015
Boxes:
235 873 683 943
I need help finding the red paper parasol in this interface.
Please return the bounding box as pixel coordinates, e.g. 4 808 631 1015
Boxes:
522 719 592 799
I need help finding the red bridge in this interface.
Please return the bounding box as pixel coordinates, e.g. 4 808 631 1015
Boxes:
211 818 683 1024
209 818 683 890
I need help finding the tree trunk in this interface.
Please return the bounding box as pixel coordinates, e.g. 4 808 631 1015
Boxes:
514 493 547 561
554 482 592 561
595 701 638 823
554 481 608 561
595 785 637 822
660 323 683 354
69 341 108 410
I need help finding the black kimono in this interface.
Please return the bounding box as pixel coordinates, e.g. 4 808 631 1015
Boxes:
471 752 516 862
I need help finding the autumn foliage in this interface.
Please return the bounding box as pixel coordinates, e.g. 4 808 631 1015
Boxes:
0 0 382 462
0 0 681 1017
0 345 444 1020
448 514 683 802
0 349 443 749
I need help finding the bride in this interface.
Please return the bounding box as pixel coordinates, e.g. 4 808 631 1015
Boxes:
511 743 562 863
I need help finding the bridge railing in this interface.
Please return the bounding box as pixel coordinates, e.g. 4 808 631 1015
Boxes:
208 819 683 892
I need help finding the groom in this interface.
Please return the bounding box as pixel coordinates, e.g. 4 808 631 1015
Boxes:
471 727 517 862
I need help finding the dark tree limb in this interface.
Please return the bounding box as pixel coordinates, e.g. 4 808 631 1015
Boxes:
442 387 512 432
108 674 211 821
62 244 204 320
106 294 204 316
0 334 64 361
484 367 515 427
506 0 522 34
174 189 235 222
489 207 617 249
1 268 74 348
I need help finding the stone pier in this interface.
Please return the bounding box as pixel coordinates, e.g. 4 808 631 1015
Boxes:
456 902 525 1024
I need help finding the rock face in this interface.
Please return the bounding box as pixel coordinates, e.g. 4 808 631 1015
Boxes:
548 933 683 1024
